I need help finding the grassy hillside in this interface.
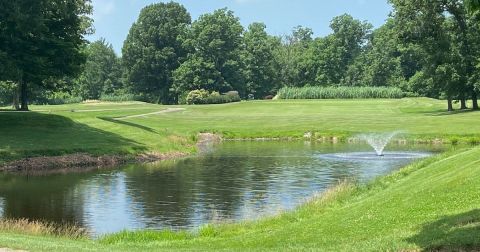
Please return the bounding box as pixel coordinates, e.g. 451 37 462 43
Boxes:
0 147 478 251
0 98 479 163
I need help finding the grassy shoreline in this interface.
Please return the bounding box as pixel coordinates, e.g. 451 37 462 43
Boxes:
0 146 479 251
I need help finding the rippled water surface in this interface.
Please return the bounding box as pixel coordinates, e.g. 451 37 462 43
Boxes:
0 142 443 235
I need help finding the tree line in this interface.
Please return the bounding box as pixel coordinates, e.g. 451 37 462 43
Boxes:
1 1 480 110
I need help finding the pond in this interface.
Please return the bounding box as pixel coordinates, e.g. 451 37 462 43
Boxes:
0 141 443 235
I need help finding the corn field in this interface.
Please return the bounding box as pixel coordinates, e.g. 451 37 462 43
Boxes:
276 86 406 99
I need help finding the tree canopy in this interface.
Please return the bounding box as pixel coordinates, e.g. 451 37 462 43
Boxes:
172 8 245 97
0 0 93 110
73 39 122 100
122 2 191 104
1 0 479 111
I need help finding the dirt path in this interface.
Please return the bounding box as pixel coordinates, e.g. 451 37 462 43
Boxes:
115 108 186 120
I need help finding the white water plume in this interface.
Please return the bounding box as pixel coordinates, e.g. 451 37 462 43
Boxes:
358 132 399 156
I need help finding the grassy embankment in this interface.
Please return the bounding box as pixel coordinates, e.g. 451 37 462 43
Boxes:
0 146 479 251
0 98 479 251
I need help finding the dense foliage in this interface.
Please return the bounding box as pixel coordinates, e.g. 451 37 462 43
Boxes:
277 86 406 99
172 9 245 98
185 90 241 105
122 2 191 104
1 0 479 111
73 39 122 100
0 0 93 110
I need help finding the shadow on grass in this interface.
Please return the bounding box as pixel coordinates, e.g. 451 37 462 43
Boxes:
0 112 147 162
423 109 480 117
407 209 480 251
97 117 158 134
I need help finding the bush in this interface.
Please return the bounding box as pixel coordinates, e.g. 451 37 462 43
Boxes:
186 89 210 105
276 86 406 99
186 89 241 105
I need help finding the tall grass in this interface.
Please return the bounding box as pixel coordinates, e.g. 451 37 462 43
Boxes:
277 86 406 99
99 93 142 102
0 218 88 239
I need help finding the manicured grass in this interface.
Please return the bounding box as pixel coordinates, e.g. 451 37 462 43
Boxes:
0 147 479 251
1 98 479 164
0 98 480 251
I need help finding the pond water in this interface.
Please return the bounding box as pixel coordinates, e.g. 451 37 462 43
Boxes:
0 141 443 235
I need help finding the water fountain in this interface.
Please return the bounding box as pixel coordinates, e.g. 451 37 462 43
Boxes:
358 132 398 156
319 132 431 161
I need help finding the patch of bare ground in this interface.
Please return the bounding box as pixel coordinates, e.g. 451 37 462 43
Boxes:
0 154 130 175
0 151 189 175
0 133 221 175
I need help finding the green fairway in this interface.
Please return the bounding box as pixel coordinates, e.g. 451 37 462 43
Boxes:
0 98 480 251
0 98 479 164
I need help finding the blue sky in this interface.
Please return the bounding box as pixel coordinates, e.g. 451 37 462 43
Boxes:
88 0 392 54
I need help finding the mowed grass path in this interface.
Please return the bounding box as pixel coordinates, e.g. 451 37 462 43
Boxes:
0 146 479 251
0 98 479 163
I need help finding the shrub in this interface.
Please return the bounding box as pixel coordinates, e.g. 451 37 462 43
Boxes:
276 86 406 99
186 89 210 105
186 90 241 105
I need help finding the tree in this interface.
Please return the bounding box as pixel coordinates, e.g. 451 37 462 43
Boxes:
0 0 93 110
275 26 315 88
390 0 480 111
172 8 245 96
343 20 407 88
122 2 191 104
73 39 122 99
242 23 280 98
466 0 480 11
308 14 372 86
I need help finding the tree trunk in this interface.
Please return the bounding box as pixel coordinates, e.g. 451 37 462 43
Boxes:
473 92 479 110
19 78 28 111
12 82 20 110
460 98 468 110
447 98 454 112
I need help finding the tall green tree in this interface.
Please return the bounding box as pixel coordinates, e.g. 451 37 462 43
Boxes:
73 39 122 99
308 14 372 86
343 20 407 88
122 2 191 104
242 23 280 98
0 0 93 110
390 0 480 110
275 26 315 87
172 8 245 96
